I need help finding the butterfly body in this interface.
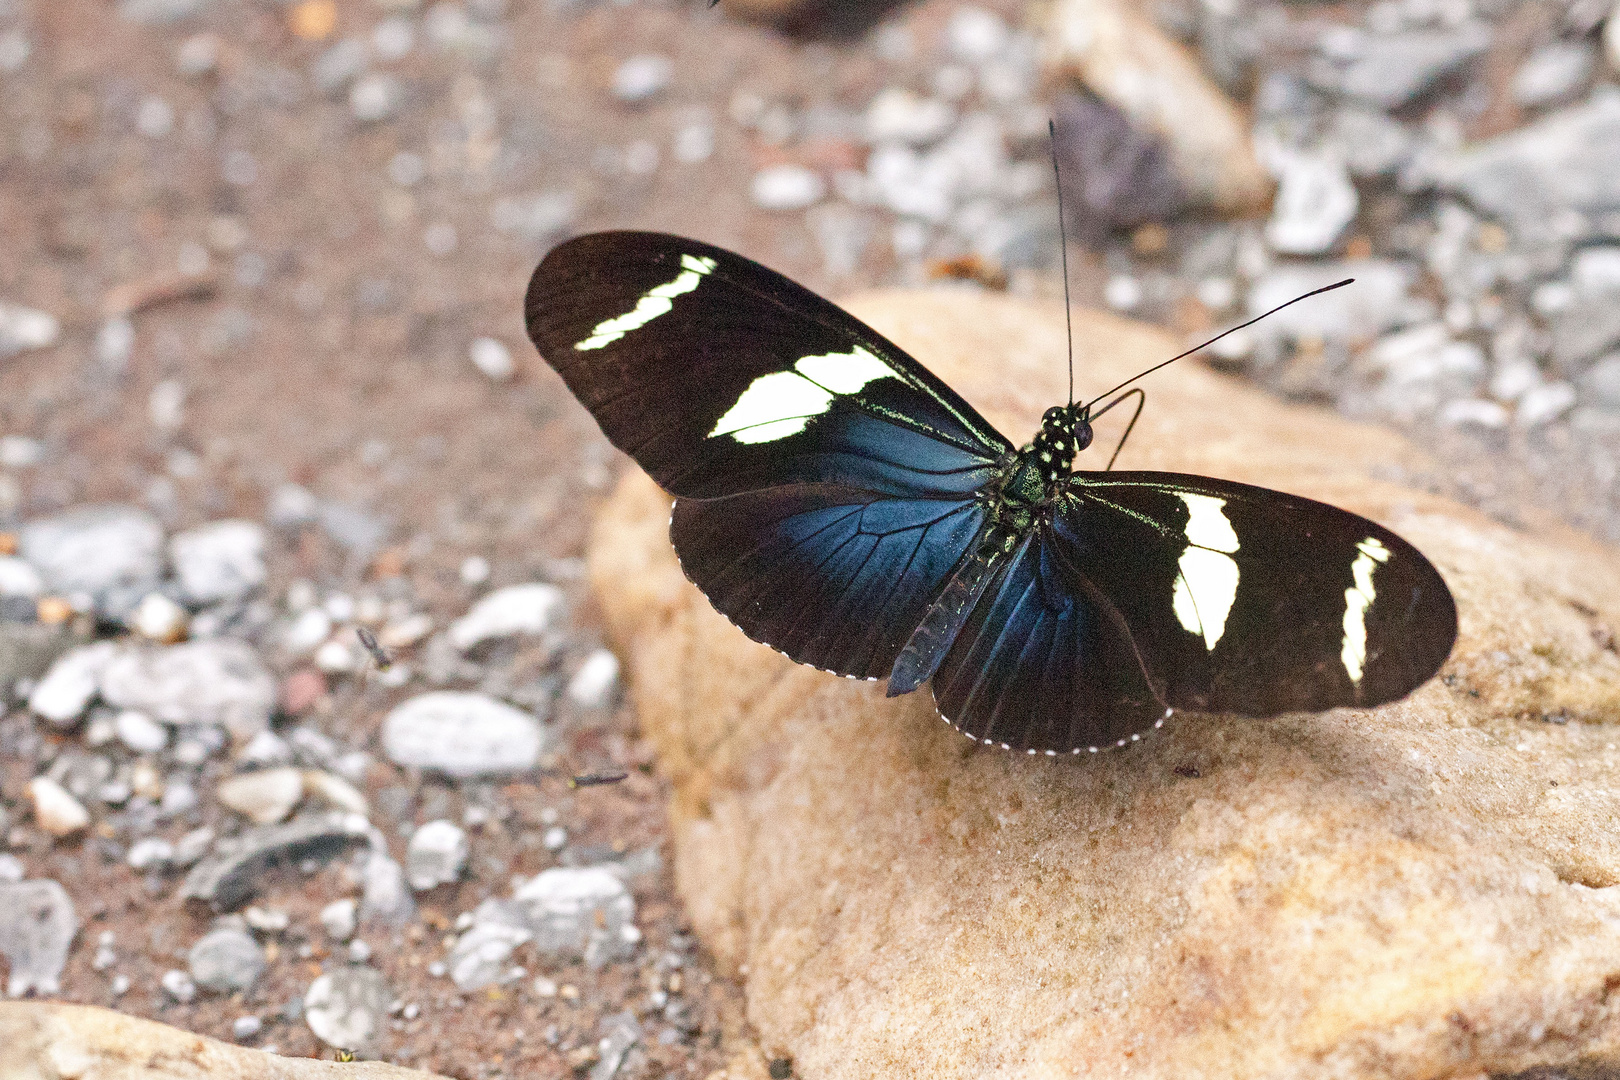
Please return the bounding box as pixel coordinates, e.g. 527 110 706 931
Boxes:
526 232 1458 755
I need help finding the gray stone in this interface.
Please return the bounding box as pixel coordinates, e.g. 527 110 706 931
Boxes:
0 557 42 598
1511 40 1596 109
99 639 276 741
188 926 265 992
1264 149 1358 256
117 0 208 25
0 880 76 997
29 643 120 726
359 847 415 925
446 920 530 990
114 709 167 753
1518 381 1579 427
161 968 196 1003
751 165 826 212
468 866 639 970
170 520 266 605
126 836 175 871
448 583 564 651
1418 90 1620 227
490 191 576 246
1246 259 1424 344
382 691 548 777
1551 299 1620 370
406 819 468 891
319 897 358 941
0 622 78 695
945 6 1008 64
20 505 163 615
611 54 672 103
181 812 371 911
566 649 620 709
1311 24 1491 110
316 501 390 559
304 965 390 1053
863 88 956 147
349 74 403 123
1582 352 1620 408
0 304 60 359
1326 108 1417 180
591 1012 642 1080
266 483 319 529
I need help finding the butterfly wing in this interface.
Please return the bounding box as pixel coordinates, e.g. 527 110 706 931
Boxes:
525 231 1012 500
933 473 1457 752
932 528 1170 752
671 486 988 679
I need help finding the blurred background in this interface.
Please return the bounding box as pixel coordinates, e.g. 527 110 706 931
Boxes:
1 0 1618 1076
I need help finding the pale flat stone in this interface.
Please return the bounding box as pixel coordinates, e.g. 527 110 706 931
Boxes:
588 289 1620 1080
216 768 305 824
0 1001 449 1077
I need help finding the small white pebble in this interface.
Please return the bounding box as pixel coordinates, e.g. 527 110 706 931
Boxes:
542 825 567 852
566 649 621 709
469 337 514 381
161 969 197 1003
459 555 491 586
233 1015 263 1040
751 165 825 212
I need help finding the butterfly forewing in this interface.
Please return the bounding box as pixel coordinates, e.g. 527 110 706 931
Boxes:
525 232 1011 500
1057 473 1457 716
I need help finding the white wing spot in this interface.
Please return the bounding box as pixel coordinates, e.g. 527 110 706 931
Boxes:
1171 493 1240 651
1341 536 1392 684
708 345 898 445
575 254 717 351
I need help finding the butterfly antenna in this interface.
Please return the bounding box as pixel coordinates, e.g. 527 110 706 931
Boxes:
1050 120 1075 409
1083 278 1355 409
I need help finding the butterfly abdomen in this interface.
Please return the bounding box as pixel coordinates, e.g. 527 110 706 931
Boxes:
887 527 1020 698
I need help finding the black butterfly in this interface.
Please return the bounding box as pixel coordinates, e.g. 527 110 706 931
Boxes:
524 232 1457 755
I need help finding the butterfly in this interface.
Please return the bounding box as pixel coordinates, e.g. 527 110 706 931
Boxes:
524 231 1457 755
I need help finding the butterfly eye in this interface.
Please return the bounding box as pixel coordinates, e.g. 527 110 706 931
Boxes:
1074 424 1094 451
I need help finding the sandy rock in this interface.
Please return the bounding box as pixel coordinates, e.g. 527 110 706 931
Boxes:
587 289 1620 1080
1041 0 1272 217
0 1001 449 1077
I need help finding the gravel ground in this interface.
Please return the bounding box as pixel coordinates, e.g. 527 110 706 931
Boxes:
0 0 1618 1077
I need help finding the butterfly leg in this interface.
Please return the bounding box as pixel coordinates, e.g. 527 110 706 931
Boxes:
1089 387 1145 471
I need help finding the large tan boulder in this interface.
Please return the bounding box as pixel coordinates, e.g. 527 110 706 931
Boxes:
0 1002 447 1080
587 288 1620 1080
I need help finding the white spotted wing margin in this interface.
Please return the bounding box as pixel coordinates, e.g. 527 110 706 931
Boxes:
524 231 1012 503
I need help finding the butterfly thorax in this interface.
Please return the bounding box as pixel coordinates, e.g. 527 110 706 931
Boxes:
970 405 1093 560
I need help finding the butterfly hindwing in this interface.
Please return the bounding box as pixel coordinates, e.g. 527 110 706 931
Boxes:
671 486 987 680
525 232 1010 500
932 529 1170 752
